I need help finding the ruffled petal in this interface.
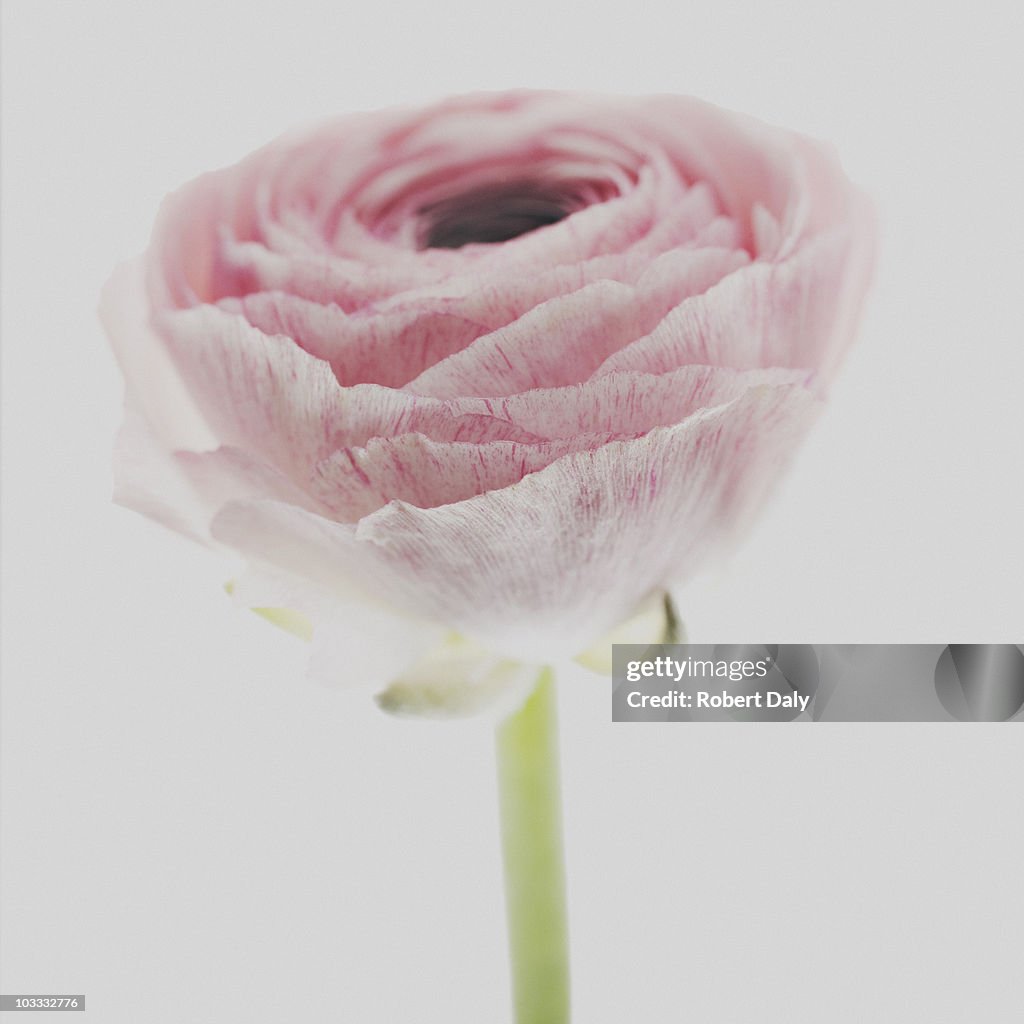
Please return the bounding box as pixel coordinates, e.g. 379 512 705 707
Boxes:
210 382 818 659
594 226 869 384
309 433 617 520
448 364 809 441
406 248 747 398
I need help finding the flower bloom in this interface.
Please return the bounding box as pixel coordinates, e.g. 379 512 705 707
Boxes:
102 91 874 700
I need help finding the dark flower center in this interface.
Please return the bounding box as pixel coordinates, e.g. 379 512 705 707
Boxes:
419 181 579 249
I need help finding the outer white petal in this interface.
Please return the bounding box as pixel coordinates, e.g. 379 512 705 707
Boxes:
575 591 679 673
225 554 446 695
101 261 217 449
103 261 221 539
111 410 211 542
375 635 538 719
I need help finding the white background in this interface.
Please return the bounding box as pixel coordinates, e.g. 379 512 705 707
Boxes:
2 1 1022 1021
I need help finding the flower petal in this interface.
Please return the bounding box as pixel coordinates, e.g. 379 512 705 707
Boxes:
594 226 869 383
375 635 537 719
154 306 543 483
406 247 747 398
309 433 618 520
100 260 216 450
210 383 818 660
449 364 809 441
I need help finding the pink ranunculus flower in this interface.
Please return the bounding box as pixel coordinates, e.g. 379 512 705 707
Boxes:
102 90 874 711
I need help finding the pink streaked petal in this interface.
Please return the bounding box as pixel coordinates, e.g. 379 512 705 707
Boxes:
594 225 869 383
221 292 488 388
154 305 544 463
405 247 747 398
448 364 809 441
211 383 818 659
307 366 809 520
218 238 451 309
156 305 351 477
403 280 637 398
310 432 619 521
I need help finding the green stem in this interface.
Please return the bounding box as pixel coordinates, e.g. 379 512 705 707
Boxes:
496 669 570 1024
